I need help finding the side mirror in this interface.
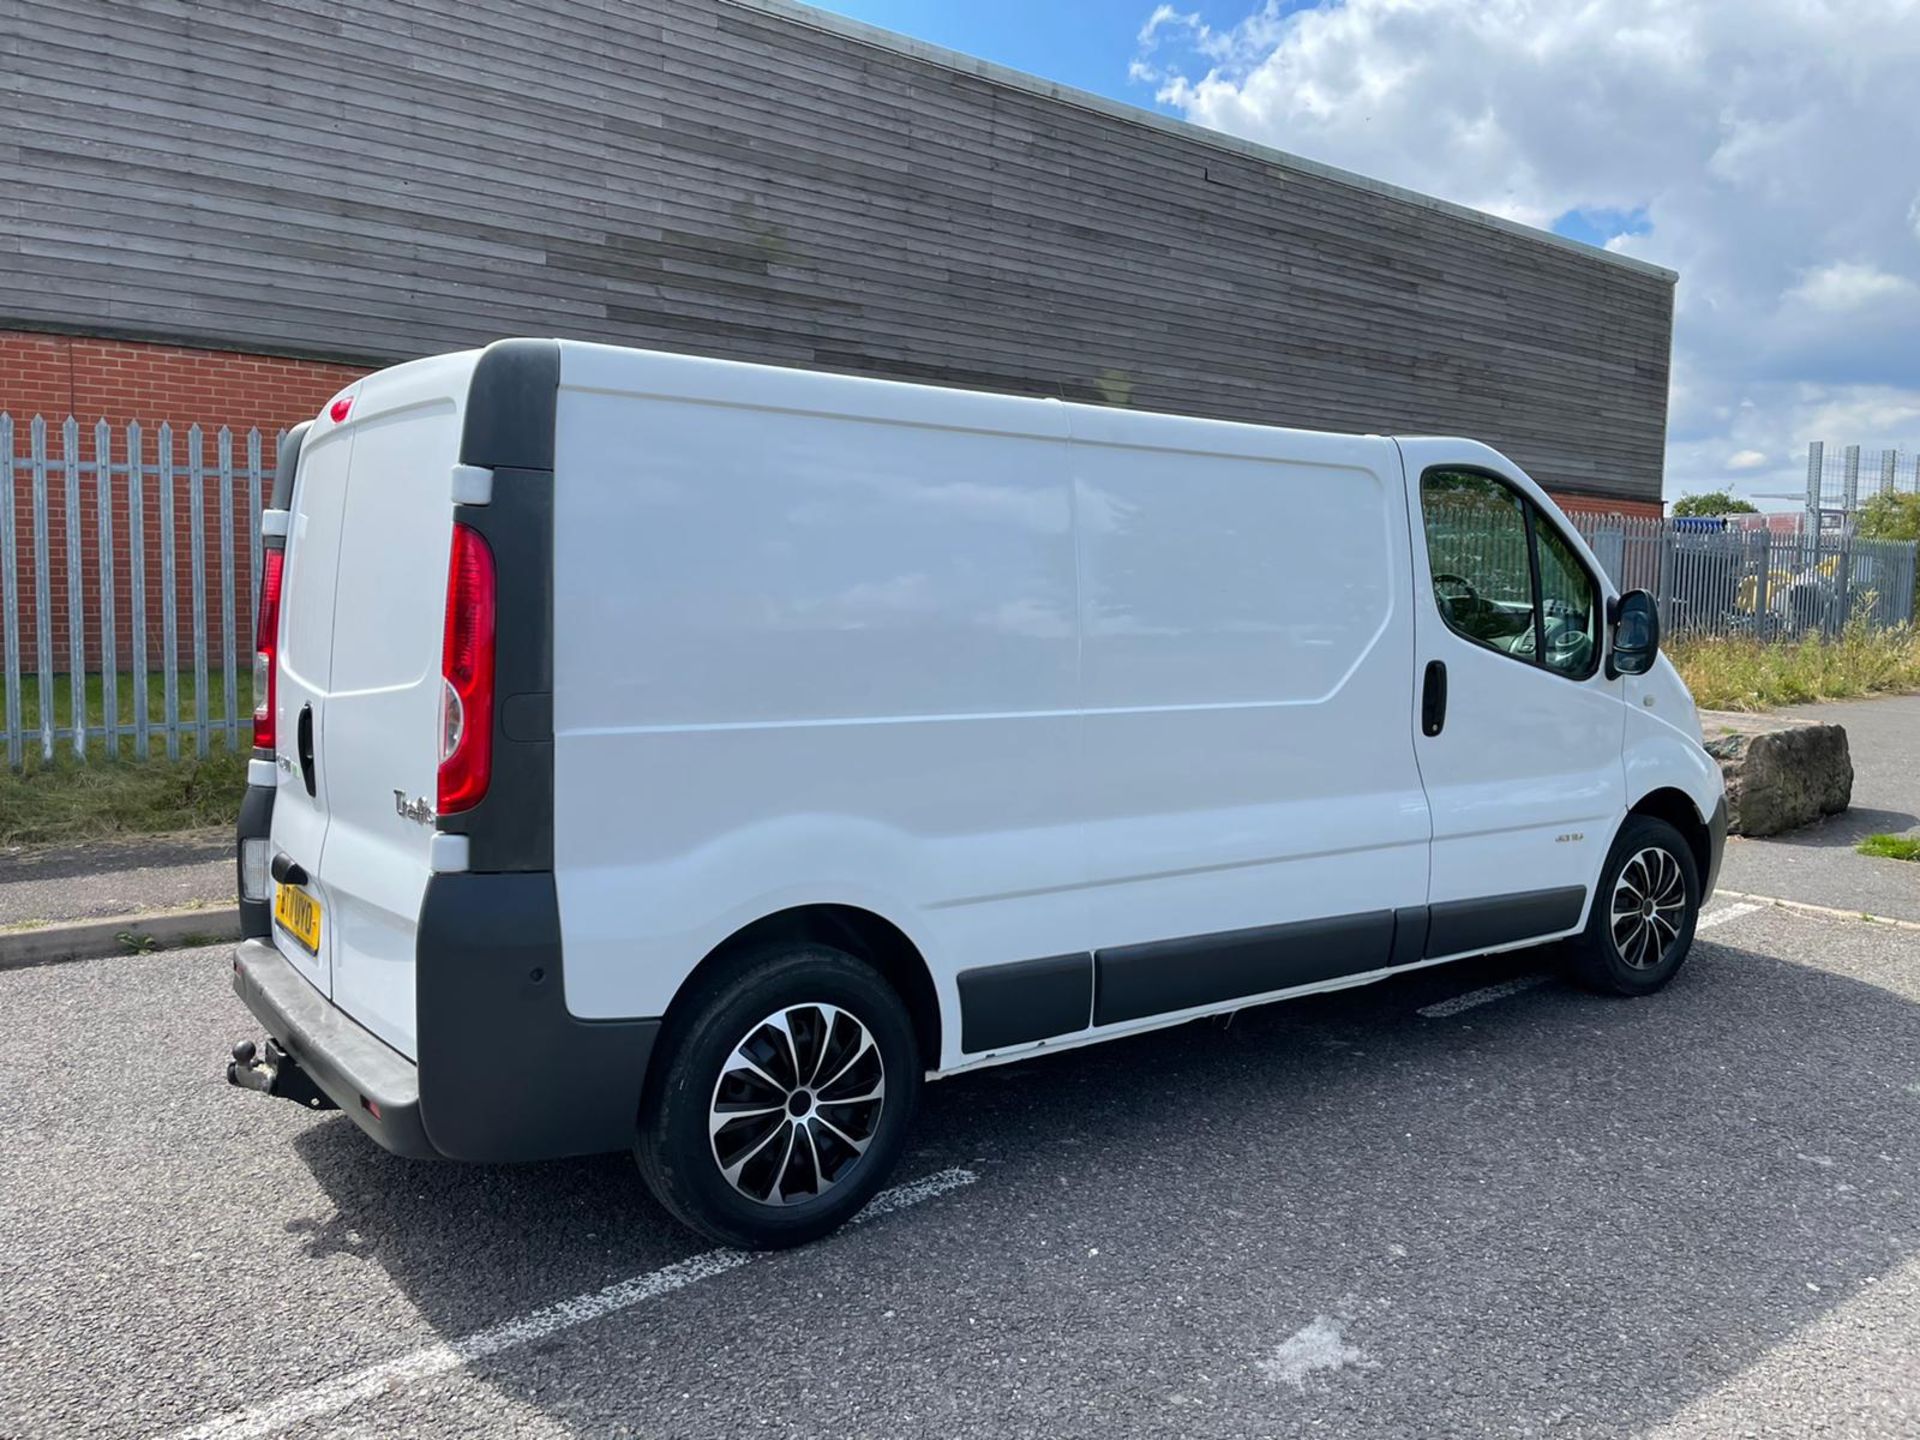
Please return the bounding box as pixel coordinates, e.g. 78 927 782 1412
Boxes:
1609 589 1660 677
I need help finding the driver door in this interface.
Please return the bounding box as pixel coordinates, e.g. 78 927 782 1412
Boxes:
1397 441 1626 959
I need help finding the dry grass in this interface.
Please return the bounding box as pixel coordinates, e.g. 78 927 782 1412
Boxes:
1669 624 1920 712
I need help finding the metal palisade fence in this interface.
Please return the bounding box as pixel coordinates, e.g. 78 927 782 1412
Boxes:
2 412 1917 769
1570 513 1917 640
1 412 279 768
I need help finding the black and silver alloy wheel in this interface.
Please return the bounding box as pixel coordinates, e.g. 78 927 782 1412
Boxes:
710 1003 885 1206
1609 845 1688 970
1563 812 1701 997
636 941 920 1249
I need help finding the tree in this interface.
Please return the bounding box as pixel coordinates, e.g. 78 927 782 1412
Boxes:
1854 490 1920 542
1672 490 1759 517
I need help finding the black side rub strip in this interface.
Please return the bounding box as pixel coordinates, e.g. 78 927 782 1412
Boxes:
1424 886 1587 959
957 953 1092 1052
1093 909 1396 1027
955 886 1590 1052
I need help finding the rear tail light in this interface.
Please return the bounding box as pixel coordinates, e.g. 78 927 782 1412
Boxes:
438 523 496 814
253 548 285 751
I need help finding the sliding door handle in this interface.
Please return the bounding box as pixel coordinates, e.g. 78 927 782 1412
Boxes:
1421 660 1448 737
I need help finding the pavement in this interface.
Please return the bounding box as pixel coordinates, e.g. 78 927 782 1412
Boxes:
1714 693 1920 923
3 897 1918 1439
0 829 232 930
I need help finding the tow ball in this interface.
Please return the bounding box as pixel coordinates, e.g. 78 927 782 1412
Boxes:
226 1038 338 1111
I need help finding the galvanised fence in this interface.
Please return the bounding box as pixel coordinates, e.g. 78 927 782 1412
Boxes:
1 413 280 768
3 413 1917 768
1570 513 1917 640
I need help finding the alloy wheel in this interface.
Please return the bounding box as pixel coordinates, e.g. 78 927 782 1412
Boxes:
708 1003 886 1206
1610 846 1688 970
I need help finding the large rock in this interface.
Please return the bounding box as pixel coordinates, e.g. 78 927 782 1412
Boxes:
1702 714 1852 837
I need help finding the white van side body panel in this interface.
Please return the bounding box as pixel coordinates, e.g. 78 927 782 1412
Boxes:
551 348 1085 1057
1067 407 1430 963
550 344 1436 1071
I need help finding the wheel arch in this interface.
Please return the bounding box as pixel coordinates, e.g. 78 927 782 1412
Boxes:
652 903 943 1075
1627 786 1712 885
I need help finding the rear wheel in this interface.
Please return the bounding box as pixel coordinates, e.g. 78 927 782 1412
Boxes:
1562 814 1701 996
635 943 920 1249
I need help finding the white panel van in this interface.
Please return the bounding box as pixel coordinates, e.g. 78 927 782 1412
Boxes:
227 340 1726 1248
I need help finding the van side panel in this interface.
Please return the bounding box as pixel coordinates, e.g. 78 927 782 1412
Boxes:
550 347 1084 1046
1068 411 1430 1011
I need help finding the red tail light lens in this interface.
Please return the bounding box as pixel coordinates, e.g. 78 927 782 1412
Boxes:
438 523 496 814
253 548 285 751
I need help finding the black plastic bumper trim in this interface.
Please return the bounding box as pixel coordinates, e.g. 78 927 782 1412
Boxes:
235 783 275 940
415 871 659 1162
230 939 436 1159
1704 796 1728 899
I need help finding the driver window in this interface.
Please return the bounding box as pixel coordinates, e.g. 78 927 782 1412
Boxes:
1534 521 1599 678
1419 468 1601 681
1420 470 1535 656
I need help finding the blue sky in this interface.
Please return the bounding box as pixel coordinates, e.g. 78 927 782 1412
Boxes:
805 1 1920 504
807 1 1200 105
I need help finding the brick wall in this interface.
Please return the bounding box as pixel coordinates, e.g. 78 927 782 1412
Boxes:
2 331 367 675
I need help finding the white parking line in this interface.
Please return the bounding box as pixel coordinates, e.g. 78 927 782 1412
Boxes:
1696 901 1762 932
161 1167 978 1440
1416 975 1547 1019
1418 901 1766 1020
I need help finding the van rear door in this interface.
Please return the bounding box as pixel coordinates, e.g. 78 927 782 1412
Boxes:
268 415 356 997
267 353 476 1059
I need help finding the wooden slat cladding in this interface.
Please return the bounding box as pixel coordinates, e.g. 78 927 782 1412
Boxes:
1 0 1674 502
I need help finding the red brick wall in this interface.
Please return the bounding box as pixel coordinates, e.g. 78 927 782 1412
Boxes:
2 331 368 676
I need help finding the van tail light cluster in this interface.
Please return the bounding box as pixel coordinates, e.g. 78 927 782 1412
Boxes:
252 548 286 751
438 523 497 814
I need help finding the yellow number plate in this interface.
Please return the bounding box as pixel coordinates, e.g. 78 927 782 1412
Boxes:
274 881 323 953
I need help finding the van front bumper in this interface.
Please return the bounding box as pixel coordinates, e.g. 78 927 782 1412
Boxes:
229 939 438 1160
1704 795 1729 900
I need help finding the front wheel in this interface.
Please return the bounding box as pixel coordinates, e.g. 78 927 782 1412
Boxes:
1562 815 1701 996
635 943 921 1249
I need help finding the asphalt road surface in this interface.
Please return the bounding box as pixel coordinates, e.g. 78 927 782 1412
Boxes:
4 898 1917 1439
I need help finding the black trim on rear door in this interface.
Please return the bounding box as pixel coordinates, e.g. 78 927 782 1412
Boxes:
437 339 560 873
957 953 1092 1052
1424 886 1587 958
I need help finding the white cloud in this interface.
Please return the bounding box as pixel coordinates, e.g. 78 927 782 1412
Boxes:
1137 0 1920 506
1727 450 1768 472
1785 262 1920 314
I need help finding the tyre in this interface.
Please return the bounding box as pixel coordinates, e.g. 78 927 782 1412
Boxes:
1562 814 1701 996
635 942 921 1249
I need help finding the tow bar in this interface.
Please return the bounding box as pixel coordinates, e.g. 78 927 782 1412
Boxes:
226 1038 338 1111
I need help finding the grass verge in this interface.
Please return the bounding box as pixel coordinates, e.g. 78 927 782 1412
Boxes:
0 748 247 846
1857 834 1920 862
1669 624 1920 711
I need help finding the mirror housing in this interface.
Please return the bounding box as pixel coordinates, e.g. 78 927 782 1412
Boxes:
1609 589 1660 677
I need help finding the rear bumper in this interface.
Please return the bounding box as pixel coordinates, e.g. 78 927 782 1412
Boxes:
1704 795 1729 900
230 939 437 1159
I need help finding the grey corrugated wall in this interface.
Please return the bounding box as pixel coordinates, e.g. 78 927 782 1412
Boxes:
2 0 1674 503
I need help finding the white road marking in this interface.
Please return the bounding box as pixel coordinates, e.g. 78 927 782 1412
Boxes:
162 1167 977 1440
1257 1316 1372 1390
1420 901 1766 1020
1696 901 1761 932
1417 975 1546 1019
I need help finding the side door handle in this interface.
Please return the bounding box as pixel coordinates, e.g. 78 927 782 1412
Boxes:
1421 660 1448 737
296 703 317 798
